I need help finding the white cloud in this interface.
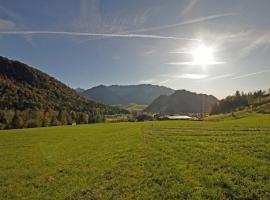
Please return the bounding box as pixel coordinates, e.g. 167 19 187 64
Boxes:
239 31 270 58
0 5 22 23
124 13 236 34
178 73 208 79
182 0 198 16
73 0 102 32
162 73 208 80
145 49 157 55
0 19 16 30
167 61 224 66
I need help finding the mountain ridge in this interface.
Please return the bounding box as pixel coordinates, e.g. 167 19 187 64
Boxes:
145 89 218 114
81 84 175 105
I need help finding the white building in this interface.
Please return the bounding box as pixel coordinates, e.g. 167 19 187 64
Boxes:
167 115 192 120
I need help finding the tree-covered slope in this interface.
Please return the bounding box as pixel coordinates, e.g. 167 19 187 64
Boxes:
0 56 126 129
210 90 270 114
145 90 218 114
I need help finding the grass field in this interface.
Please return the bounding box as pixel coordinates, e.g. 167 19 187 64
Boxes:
0 114 270 200
117 103 147 112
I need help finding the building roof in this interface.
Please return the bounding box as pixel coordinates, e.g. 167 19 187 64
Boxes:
167 115 192 120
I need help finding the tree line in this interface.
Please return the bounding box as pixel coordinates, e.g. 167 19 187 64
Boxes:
0 109 105 130
210 89 270 114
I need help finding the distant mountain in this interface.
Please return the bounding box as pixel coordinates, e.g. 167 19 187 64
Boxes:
75 88 85 93
81 84 175 105
145 90 218 114
0 56 126 129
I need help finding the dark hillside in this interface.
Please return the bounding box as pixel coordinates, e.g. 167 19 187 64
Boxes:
0 56 126 129
145 90 218 114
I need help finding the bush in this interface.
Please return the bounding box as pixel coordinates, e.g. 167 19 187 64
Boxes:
27 119 39 128
0 123 5 130
136 114 154 122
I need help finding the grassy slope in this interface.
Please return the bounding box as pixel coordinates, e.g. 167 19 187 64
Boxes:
0 114 270 199
117 103 147 112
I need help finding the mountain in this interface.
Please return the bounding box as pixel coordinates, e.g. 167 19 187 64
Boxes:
81 84 175 105
145 90 218 114
75 88 85 93
0 56 126 129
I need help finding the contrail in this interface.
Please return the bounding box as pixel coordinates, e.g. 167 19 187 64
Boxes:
231 69 270 80
77 13 235 43
125 13 236 33
205 73 235 81
0 13 235 42
0 31 200 41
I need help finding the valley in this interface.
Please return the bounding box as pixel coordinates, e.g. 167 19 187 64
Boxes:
1 1 270 199
1 114 270 199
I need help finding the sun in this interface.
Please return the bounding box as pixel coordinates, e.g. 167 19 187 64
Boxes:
168 42 224 67
190 44 215 68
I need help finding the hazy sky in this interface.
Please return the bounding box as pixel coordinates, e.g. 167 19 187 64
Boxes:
0 0 270 98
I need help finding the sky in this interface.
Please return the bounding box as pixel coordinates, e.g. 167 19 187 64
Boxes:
0 0 270 98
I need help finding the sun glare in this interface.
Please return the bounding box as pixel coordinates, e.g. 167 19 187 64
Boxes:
169 42 224 68
191 44 215 68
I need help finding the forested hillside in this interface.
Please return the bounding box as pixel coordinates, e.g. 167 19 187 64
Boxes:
210 90 270 114
0 56 127 129
145 90 218 114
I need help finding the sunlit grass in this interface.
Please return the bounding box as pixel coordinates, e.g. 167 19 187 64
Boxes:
0 114 270 199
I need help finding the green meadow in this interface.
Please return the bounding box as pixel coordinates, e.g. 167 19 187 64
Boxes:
0 114 270 200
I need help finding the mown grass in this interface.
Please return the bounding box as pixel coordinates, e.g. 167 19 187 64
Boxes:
0 114 270 199
105 116 129 123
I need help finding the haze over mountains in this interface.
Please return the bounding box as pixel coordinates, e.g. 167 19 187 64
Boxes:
81 84 175 105
145 90 219 114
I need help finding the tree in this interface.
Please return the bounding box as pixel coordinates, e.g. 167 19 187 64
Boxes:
78 113 89 124
0 123 5 130
70 111 77 124
12 112 24 129
51 115 60 126
136 114 154 122
66 114 73 125
58 110 68 125
210 91 248 114
42 111 51 127
2 110 15 129
27 119 39 128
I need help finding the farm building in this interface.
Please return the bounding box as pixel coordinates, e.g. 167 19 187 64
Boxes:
167 115 192 120
155 114 194 120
